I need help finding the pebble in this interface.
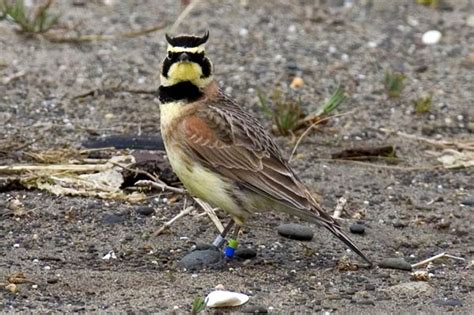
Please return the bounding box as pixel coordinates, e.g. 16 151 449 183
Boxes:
179 247 225 271
379 258 412 271
349 223 365 234
241 305 268 314
234 248 257 260
102 213 126 225
5 283 18 294
392 221 407 228
460 198 474 206
433 298 463 307
290 77 304 89
47 278 59 284
422 30 442 45
467 15 474 27
136 206 154 216
277 223 314 241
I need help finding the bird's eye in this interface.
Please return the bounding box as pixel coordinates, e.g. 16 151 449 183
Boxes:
167 52 173 59
196 53 205 60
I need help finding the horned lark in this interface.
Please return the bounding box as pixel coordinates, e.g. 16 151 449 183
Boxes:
159 31 371 265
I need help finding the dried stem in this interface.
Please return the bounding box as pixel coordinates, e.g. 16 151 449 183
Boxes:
289 109 356 163
153 206 194 236
411 252 466 269
135 179 186 195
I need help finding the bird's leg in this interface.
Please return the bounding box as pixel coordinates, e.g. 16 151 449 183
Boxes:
224 225 241 258
211 220 234 249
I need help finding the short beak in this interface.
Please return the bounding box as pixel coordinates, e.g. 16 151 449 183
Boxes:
179 53 190 62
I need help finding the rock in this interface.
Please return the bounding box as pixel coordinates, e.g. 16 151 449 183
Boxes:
179 247 225 271
365 284 376 291
136 206 154 216
433 298 463 307
277 223 313 241
241 305 268 313
393 221 407 228
467 15 474 27
385 282 434 297
235 248 257 260
102 213 126 225
349 223 365 234
422 30 442 45
290 77 304 89
379 258 412 271
46 278 59 284
460 198 474 206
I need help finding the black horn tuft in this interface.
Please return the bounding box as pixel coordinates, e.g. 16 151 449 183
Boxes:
165 31 210 48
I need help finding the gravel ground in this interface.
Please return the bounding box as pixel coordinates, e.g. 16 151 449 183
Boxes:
1 0 473 313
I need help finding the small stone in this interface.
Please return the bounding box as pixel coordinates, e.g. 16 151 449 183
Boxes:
379 258 412 271
234 248 257 260
434 298 463 307
393 221 407 228
239 28 249 37
349 223 365 234
5 283 18 294
277 223 314 241
179 247 225 271
47 278 59 284
137 206 154 216
411 270 430 281
422 30 442 45
460 198 474 206
467 15 474 27
241 305 268 314
102 213 126 225
290 77 304 89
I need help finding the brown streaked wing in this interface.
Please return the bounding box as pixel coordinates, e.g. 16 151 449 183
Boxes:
179 95 330 214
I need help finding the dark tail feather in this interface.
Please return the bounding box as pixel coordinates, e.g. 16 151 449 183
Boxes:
323 222 372 266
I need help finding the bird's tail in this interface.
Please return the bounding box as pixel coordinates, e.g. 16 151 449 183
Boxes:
320 220 372 266
299 198 372 266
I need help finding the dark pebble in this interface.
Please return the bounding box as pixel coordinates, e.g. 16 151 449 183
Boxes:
393 221 407 228
379 258 412 271
349 223 365 234
46 278 59 284
277 223 313 241
179 247 225 271
241 305 268 314
433 298 463 307
136 206 154 216
365 284 376 291
460 198 474 206
357 300 375 305
102 213 126 225
235 248 257 260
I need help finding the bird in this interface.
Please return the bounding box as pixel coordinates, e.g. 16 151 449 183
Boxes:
158 31 372 266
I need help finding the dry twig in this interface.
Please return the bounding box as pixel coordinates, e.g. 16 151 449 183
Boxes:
380 128 474 151
169 0 202 34
289 109 356 163
153 206 194 236
193 197 224 233
135 179 185 195
411 252 466 269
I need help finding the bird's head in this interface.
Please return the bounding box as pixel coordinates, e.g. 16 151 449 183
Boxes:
160 31 213 88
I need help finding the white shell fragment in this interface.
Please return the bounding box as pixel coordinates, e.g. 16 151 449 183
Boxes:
422 30 442 45
205 290 249 308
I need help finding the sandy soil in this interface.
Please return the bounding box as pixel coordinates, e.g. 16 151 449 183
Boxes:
1 0 473 313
